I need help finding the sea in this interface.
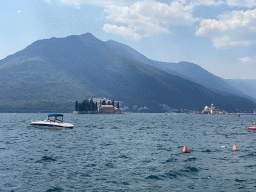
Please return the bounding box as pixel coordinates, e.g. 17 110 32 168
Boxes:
1 113 256 192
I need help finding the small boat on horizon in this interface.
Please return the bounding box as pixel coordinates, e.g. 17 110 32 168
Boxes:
30 114 74 129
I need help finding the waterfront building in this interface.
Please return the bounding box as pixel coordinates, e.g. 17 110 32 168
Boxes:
201 104 227 114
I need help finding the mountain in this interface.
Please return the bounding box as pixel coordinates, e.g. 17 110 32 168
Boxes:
105 40 251 99
0 33 255 113
225 79 256 100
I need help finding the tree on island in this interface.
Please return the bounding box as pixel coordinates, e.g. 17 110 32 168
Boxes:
75 101 78 111
75 99 118 111
117 102 119 109
75 99 97 112
89 98 94 111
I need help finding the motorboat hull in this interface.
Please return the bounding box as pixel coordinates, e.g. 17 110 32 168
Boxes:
30 121 74 129
248 127 256 130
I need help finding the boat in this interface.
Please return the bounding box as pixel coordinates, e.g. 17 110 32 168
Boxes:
248 127 256 130
30 114 74 129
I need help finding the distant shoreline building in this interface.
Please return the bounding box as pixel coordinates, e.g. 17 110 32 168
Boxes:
202 104 227 114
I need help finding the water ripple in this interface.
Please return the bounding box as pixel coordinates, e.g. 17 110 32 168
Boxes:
1 113 256 191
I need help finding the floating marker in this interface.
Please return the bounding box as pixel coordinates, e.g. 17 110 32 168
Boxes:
182 145 190 153
233 144 238 151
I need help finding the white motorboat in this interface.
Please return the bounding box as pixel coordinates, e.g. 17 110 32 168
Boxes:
30 114 74 129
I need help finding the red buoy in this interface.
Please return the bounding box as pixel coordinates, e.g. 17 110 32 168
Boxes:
182 145 190 153
233 144 238 151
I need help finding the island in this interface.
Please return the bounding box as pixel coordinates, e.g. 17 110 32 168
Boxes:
73 99 122 114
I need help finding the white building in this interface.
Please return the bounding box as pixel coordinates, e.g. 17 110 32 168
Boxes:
202 104 221 114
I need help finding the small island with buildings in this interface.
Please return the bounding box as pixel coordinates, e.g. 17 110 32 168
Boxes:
201 103 228 114
73 98 123 114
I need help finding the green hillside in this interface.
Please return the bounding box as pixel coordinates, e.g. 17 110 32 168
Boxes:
0 56 108 112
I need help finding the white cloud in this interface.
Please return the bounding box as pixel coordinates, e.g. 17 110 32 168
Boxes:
238 57 251 62
57 0 132 7
177 0 186 4
196 9 256 48
212 35 251 48
194 0 223 6
59 0 85 8
103 24 142 40
17 10 21 13
103 0 198 39
56 0 224 7
54 0 256 43
197 9 256 36
54 0 256 9
45 0 51 3
226 0 256 7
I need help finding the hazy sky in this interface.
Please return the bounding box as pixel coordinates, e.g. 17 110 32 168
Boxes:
1 0 256 79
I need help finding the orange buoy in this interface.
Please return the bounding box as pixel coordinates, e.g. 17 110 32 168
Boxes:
233 144 238 151
253 122 256 124
182 145 190 153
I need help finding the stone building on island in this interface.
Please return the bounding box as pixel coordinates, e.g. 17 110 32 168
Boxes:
98 105 122 114
202 104 227 114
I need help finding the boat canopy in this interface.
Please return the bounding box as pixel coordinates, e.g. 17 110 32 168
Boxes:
48 114 63 117
48 114 63 122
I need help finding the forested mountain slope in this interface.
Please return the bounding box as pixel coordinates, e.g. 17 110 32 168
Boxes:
0 33 255 112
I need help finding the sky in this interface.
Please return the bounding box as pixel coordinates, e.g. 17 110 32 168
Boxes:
1 0 256 79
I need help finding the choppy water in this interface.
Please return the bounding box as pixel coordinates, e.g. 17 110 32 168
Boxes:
1 113 256 191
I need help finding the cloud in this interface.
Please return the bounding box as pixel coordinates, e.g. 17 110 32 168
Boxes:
226 0 256 7
103 0 198 40
54 0 256 42
59 0 85 8
17 10 21 13
191 0 256 7
196 9 256 48
103 24 142 40
45 0 51 3
57 0 132 7
196 9 256 36
194 0 224 6
238 57 251 62
212 35 251 48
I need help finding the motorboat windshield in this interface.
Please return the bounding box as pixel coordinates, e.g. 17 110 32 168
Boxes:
48 114 63 122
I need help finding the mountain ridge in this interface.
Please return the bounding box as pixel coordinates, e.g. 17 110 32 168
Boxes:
0 33 255 113
105 40 252 100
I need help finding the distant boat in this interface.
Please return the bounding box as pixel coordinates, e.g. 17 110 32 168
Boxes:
233 114 240 117
30 114 74 129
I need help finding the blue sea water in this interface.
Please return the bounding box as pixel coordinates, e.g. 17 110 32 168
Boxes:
1 113 256 191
